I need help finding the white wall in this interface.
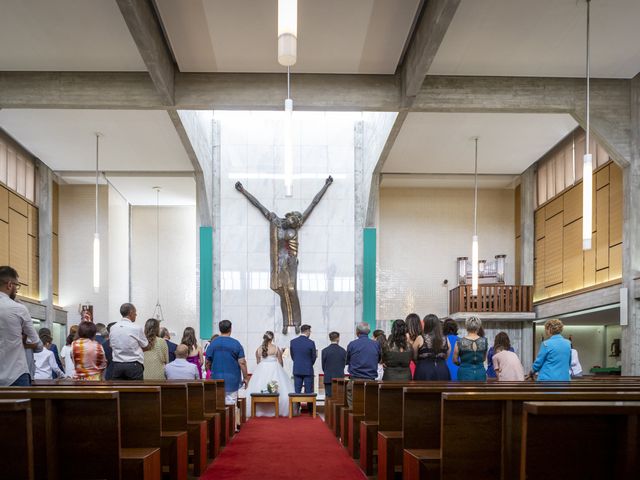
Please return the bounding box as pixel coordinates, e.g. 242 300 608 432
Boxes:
108 184 129 320
130 205 197 339
378 187 515 319
216 111 358 372
58 184 110 325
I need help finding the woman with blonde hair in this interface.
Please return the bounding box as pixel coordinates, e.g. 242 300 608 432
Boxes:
143 318 169 380
530 319 571 381
452 316 488 381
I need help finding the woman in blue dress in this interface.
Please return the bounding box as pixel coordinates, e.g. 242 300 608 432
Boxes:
442 318 460 381
453 316 488 381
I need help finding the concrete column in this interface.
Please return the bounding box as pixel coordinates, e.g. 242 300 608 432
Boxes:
520 166 535 286
37 161 55 329
211 120 222 330
621 74 640 375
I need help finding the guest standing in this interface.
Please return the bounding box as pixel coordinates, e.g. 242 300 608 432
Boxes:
290 324 317 393
487 342 515 379
491 332 524 381
405 313 422 378
34 330 65 379
95 323 113 380
373 330 386 380
161 327 178 362
442 318 460 381
37 327 63 376
110 303 148 380
143 318 169 380
382 319 412 381
321 331 346 397
413 314 451 381
181 326 203 378
570 343 583 378
346 322 381 407
60 325 78 377
453 316 488 381
72 321 107 380
0 266 42 386
530 319 571 381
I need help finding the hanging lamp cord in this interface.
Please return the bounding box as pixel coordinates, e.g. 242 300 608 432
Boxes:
473 137 478 236
95 134 99 235
586 0 590 154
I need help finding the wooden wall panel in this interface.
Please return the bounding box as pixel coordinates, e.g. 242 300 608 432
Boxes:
8 209 28 281
563 184 582 225
52 233 59 297
544 213 563 287
534 238 545 301
562 220 583 293
596 268 609 284
0 221 8 265
27 235 38 299
8 192 28 217
596 186 610 270
27 205 37 236
583 231 597 288
545 283 563 298
609 244 622 280
515 235 522 284
595 165 610 190
535 209 545 240
0 186 8 223
545 197 563 220
609 164 622 246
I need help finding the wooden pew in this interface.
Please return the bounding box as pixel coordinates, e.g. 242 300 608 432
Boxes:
439 390 640 480
33 381 186 480
212 379 233 445
377 382 415 480
202 380 222 457
346 379 367 458
0 398 34 480
0 390 123 480
331 378 347 438
521 401 640 480
359 380 380 475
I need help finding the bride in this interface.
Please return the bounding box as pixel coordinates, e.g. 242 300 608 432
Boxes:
246 331 294 417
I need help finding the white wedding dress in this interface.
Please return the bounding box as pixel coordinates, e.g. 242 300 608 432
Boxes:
246 352 294 417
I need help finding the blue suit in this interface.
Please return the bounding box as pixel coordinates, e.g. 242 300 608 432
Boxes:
165 339 178 362
321 343 346 397
290 335 317 393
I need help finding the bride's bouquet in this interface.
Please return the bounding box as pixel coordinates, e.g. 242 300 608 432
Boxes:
266 380 279 394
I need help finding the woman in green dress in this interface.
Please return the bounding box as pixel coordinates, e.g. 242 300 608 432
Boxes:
382 319 413 381
143 318 169 380
452 316 487 381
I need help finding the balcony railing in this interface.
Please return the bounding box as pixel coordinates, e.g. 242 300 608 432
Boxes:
449 284 533 314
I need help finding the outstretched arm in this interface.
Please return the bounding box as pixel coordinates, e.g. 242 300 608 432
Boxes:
301 176 333 225
235 182 271 219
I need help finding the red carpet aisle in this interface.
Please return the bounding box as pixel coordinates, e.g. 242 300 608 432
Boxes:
200 416 366 480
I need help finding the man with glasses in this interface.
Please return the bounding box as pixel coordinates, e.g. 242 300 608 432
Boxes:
0 266 42 386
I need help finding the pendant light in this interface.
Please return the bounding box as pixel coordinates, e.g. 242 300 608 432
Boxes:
471 137 479 296
152 187 165 321
284 68 293 197
93 133 101 293
582 0 593 250
278 0 297 67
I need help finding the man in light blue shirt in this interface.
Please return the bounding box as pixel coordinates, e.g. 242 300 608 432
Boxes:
165 344 200 380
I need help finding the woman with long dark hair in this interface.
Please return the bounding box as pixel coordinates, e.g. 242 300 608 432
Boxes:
382 319 412 381
405 313 422 378
442 318 460 381
413 314 451 381
181 326 203 378
143 318 168 379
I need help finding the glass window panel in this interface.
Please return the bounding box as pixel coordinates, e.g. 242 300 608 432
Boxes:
7 148 17 190
597 143 609 167
565 139 575 187
537 163 547 206
0 141 6 184
554 151 565 194
25 160 35 202
546 156 555 200
16 155 26 196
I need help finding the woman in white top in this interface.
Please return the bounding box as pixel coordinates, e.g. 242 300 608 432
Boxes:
246 331 294 417
34 331 66 379
60 327 77 377
570 344 583 378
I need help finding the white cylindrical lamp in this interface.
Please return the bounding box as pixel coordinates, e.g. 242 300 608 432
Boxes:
582 153 593 249
278 0 297 66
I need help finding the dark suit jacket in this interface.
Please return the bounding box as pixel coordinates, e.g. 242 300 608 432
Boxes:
290 335 317 376
165 340 178 362
321 343 347 385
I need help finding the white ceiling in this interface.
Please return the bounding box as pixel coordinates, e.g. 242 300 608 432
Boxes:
429 0 640 78
155 0 421 73
0 0 145 71
384 112 578 175
0 109 192 172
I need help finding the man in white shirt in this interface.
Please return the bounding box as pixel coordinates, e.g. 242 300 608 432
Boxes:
0 266 42 386
109 303 148 380
165 344 200 380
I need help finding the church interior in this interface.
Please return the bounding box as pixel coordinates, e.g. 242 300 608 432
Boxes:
0 0 639 479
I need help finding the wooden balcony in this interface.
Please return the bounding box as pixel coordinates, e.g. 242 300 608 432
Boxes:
449 284 534 319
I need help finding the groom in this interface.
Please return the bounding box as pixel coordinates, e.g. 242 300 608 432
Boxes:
289 324 317 393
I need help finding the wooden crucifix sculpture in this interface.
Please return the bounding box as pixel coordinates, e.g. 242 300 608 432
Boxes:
235 176 333 334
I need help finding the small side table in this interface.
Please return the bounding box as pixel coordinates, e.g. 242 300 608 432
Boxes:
288 393 317 418
250 393 280 417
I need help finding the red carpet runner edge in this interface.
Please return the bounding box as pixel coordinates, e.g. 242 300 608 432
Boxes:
200 416 367 479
